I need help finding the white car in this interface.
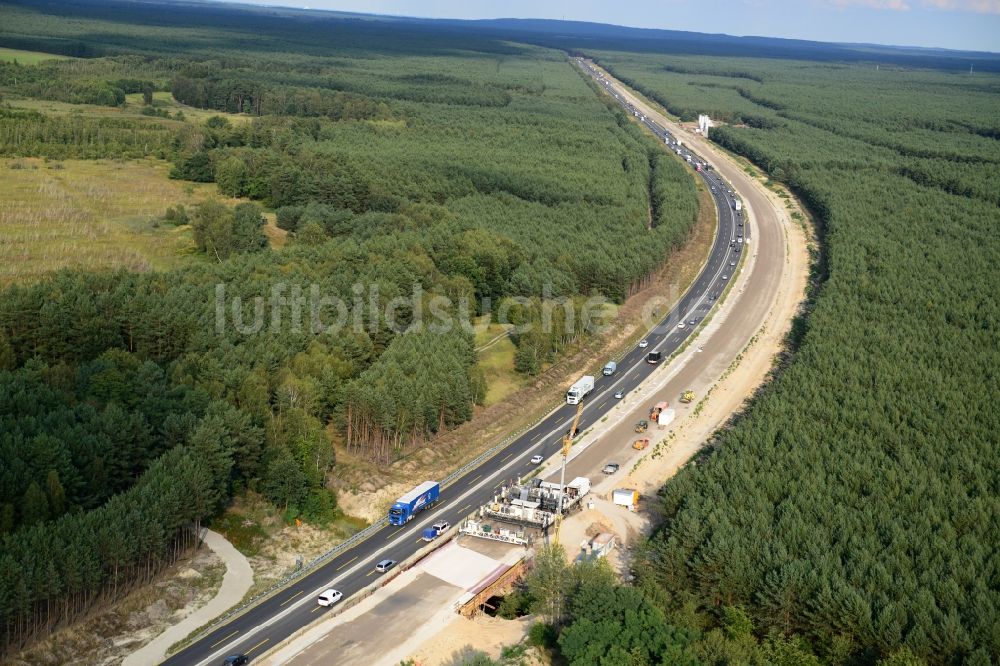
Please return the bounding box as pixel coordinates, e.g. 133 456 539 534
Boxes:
638 339 649 348
677 322 685 329
530 454 544 464
317 589 343 606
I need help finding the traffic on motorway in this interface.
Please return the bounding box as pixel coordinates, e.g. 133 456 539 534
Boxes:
166 59 748 666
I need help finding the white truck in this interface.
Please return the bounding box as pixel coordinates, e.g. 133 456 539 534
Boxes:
657 407 676 427
566 375 595 404
734 200 742 212
613 488 639 510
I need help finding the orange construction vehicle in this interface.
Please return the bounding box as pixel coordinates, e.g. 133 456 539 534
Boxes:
649 401 669 422
632 438 650 450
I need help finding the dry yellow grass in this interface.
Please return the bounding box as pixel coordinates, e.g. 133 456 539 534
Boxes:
6 91 251 126
474 319 523 407
125 91 255 125
0 157 245 284
0 47 72 65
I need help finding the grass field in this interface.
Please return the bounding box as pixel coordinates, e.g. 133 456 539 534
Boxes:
5 91 251 126
0 46 71 64
0 157 242 284
124 91 255 125
475 319 524 407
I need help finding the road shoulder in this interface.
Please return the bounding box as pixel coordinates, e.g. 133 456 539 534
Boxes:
125 529 253 666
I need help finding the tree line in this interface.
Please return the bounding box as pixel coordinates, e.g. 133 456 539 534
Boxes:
588 50 1000 664
0 7 703 656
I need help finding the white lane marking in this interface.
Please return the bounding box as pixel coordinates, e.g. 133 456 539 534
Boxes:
199 72 740 665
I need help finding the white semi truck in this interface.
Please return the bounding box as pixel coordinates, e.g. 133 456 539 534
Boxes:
566 375 595 404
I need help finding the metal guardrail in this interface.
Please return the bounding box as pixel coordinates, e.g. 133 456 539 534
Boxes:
176 399 564 655
181 62 732 656
440 401 561 489
172 516 388 655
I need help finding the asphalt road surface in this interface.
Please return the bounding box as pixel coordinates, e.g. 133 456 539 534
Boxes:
164 59 746 666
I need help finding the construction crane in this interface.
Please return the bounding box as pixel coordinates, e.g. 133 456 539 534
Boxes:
554 401 584 541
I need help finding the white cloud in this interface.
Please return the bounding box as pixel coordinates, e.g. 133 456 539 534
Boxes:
832 0 911 10
832 0 1000 10
963 0 1000 13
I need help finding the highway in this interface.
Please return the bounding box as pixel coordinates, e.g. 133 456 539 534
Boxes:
163 59 746 666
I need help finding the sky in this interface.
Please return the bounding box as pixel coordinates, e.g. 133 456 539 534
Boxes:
226 0 1000 52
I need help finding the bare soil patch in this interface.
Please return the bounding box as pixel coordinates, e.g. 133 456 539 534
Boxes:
8 547 224 666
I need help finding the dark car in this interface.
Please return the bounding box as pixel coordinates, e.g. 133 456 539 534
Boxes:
223 656 248 666
646 351 662 364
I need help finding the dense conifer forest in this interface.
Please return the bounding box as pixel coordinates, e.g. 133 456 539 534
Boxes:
579 52 999 664
0 0 699 652
0 1 997 663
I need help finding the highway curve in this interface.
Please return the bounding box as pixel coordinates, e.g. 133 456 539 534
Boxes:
162 59 788 666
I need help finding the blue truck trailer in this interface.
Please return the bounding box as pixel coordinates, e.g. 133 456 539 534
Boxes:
388 480 440 525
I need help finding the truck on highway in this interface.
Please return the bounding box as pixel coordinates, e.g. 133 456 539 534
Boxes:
734 200 742 212
421 521 450 541
388 481 440 525
566 375 595 404
602 361 617 376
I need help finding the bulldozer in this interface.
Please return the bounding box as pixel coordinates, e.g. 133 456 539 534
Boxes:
680 390 695 404
634 420 648 433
